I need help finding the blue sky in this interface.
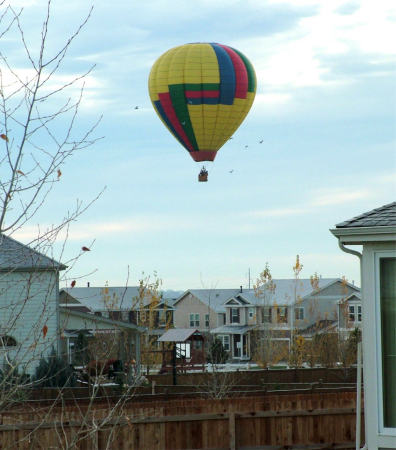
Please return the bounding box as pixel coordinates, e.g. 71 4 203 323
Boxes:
5 0 396 289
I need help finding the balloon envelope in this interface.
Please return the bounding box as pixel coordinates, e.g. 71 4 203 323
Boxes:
148 43 256 162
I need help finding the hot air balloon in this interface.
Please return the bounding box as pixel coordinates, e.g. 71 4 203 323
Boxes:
148 43 256 181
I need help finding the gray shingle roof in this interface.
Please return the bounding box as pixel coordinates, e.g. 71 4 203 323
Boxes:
176 289 242 313
177 279 345 311
59 307 146 332
157 328 200 342
336 202 396 228
61 286 144 311
0 234 66 271
237 278 341 306
60 286 176 311
210 325 257 334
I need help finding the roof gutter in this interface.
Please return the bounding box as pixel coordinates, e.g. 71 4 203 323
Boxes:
337 239 362 261
333 237 364 450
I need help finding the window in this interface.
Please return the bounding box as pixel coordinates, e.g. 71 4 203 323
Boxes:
189 313 199 327
230 308 240 324
218 335 230 351
277 307 288 323
248 307 255 319
128 310 136 324
158 310 166 326
176 342 190 358
357 305 362 322
263 307 272 323
205 314 210 328
348 305 355 322
295 307 304 321
379 257 396 429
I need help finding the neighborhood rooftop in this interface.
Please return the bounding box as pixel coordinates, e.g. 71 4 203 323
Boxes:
176 278 350 310
336 201 396 228
61 286 180 311
0 234 66 271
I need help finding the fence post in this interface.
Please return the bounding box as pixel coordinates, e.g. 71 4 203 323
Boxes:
229 412 236 450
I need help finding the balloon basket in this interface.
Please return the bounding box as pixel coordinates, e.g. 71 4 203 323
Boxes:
198 166 208 182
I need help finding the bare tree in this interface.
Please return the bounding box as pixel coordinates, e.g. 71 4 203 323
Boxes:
252 263 289 368
0 3 141 448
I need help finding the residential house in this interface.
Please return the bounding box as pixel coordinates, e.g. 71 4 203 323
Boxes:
60 286 175 332
59 306 145 367
174 280 360 362
59 285 176 361
0 235 66 374
331 201 396 449
338 292 362 339
173 288 242 332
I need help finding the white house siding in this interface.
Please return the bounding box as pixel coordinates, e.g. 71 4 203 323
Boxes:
0 270 58 375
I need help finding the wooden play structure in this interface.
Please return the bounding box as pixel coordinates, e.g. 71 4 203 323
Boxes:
157 329 205 383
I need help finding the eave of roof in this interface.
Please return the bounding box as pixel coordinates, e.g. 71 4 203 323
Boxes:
210 325 257 334
59 307 146 333
157 328 200 342
331 202 396 244
330 225 396 244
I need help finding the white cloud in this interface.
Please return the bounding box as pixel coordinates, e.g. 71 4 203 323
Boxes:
237 0 396 96
247 187 372 219
310 188 371 207
255 92 292 106
248 207 307 218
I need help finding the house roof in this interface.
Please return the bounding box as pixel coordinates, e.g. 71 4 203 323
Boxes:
59 307 146 332
300 319 337 337
175 289 243 312
336 202 396 228
339 293 361 304
175 279 353 311
157 328 200 342
61 287 141 311
60 286 176 312
0 234 66 271
238 278 347 306
210 325 257 334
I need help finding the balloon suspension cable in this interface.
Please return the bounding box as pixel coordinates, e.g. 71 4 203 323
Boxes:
198 165 208 182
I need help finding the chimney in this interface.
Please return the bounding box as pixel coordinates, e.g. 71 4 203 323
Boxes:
87 282 90 287
240 285 243 293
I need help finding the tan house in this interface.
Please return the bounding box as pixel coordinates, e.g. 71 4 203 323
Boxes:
174 280 360 361
173 289 240 331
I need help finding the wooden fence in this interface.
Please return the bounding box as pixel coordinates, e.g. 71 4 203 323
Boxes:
147 367 357 387
0 391 362 449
